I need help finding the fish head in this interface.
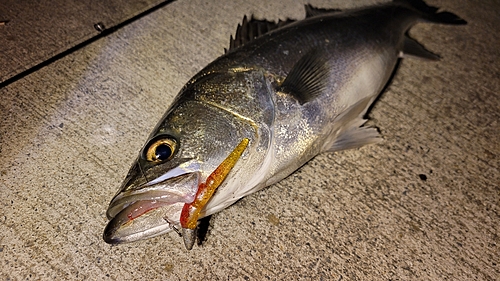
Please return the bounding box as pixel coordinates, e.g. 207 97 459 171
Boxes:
103 151 201 244
103 78 272 244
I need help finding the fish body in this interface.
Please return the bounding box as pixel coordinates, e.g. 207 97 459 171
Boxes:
104 0 465 248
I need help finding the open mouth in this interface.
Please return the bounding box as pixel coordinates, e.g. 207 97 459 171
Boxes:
103 172 199 244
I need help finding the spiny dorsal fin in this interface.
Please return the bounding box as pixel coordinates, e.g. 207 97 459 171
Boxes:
225 16 295 53
225 5 344 53
304 4 342 18
279 49 329 105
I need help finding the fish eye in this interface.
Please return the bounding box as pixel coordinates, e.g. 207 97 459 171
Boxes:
144 136 177 162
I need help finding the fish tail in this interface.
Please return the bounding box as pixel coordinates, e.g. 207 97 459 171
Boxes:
394 0 467 25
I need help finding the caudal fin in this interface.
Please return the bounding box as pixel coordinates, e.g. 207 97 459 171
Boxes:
395 0 467 25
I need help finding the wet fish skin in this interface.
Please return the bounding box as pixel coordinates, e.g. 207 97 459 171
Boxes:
103 0 466 248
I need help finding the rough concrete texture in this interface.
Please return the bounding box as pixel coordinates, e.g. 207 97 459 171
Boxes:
0 0 498 280
0 0 166 83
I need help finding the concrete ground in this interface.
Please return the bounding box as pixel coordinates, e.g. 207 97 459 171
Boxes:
0 0 498 280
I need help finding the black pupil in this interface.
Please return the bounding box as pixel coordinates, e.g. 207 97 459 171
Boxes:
155 144 172 160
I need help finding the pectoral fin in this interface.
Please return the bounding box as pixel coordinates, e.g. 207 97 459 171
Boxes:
279 49 329 105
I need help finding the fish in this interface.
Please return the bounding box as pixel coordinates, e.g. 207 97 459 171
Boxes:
103 0 466 250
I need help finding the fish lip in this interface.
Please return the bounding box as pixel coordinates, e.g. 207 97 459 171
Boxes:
103 172 200 244
105 183 193 220
106 165 201 220
103 200 181 244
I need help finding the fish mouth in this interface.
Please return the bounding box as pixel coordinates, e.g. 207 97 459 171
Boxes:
103 172 199 244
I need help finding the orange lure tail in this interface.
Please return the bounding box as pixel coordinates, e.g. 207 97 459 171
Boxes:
180 138 249 249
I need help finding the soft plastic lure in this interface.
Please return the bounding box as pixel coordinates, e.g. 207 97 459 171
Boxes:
180 138 249 249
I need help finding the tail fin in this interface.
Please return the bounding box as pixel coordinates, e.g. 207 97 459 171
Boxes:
395 0 467 25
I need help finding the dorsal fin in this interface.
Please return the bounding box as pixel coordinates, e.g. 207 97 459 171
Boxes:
225 5 343 53
225 15 295 53
304 4 342 18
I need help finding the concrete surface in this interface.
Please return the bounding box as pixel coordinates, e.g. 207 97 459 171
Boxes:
0 0 167 83
0 0 498 280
